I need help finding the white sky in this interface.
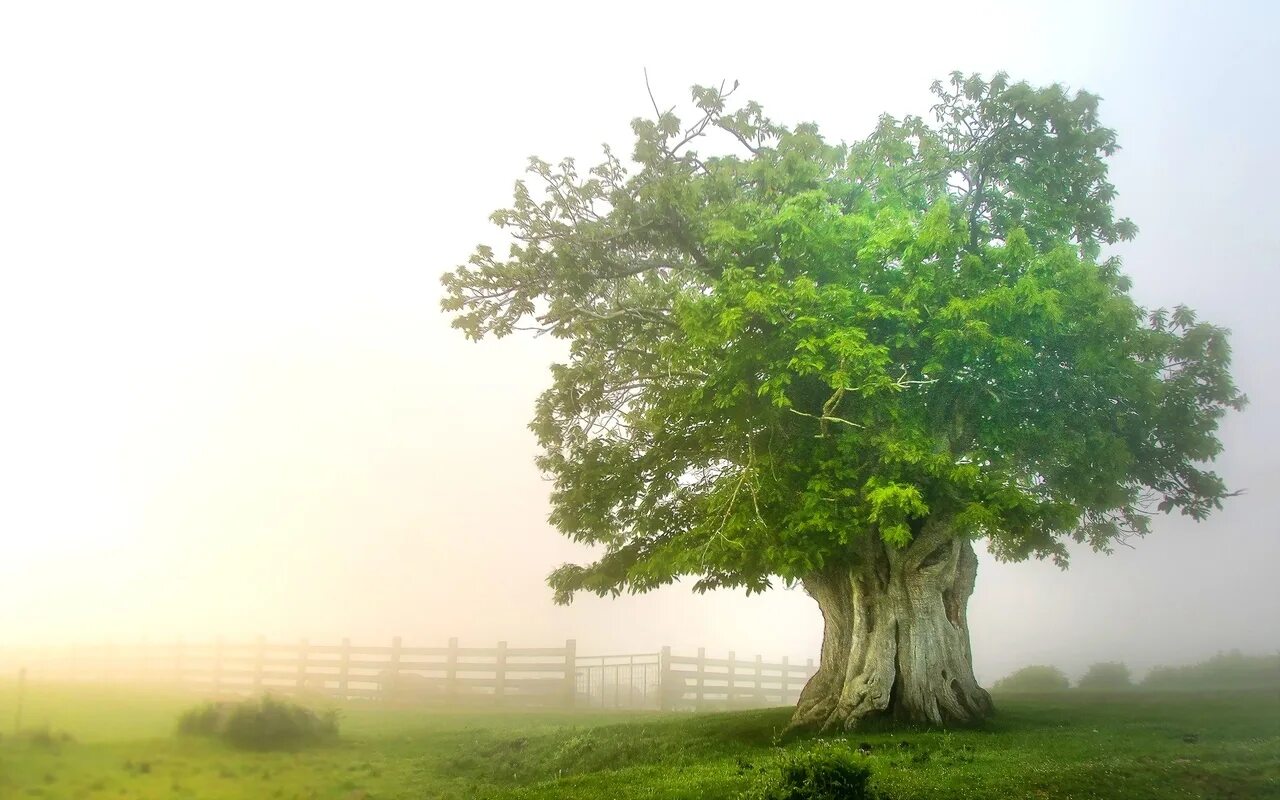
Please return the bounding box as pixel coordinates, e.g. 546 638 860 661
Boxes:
1 1 1276 683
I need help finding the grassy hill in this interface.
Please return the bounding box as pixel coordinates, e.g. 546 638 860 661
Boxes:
1 682 1276 799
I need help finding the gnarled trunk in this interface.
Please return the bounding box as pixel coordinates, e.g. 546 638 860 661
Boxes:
790 531 993 731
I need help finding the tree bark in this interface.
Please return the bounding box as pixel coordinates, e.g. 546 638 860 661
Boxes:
790 529 993 731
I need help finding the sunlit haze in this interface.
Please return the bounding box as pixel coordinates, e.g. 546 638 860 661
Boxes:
1 0 1276 685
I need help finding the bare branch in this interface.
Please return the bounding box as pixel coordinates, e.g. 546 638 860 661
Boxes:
643 67 662 122
788 407 864 431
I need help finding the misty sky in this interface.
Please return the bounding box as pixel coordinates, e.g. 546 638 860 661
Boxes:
1 1 1276 684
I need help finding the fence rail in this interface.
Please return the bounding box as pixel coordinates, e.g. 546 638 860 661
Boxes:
0 639 816 711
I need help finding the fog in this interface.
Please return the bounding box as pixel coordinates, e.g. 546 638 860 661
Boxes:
1 1 1276 685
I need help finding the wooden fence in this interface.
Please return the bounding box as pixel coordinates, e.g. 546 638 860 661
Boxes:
661 647 815 710
0 639 816 711
0 638 576 707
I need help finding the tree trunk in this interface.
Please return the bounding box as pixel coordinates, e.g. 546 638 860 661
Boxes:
790 530 993 731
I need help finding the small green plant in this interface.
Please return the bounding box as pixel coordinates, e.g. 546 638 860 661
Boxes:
991 665 1071 692
1077 662 1133 691
740 742 883 800
177 695 338 750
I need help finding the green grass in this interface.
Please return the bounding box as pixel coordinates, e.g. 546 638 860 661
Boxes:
0 682 1276 799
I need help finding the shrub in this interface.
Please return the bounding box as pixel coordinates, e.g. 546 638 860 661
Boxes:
177 702 228 736
991 665 1070 692
740 742 883 800
1141 651 1280 691
178 696 338 750
1077 662 1132 691
18 726 74 749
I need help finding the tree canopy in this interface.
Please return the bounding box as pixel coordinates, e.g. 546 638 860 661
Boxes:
441 72 1245 604
1077 661 1133 691
991 665 1071 693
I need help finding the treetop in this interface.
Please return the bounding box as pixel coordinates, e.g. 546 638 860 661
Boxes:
441 72 1245 603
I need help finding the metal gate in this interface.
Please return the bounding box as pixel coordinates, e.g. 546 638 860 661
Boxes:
575 653 662 709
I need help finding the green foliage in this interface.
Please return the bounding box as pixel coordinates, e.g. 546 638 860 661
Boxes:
178 696 338 750
740 743 884 800
1077 661 1132 691
441 73 1245 603
1142 651 1280 691
991 665 1071 692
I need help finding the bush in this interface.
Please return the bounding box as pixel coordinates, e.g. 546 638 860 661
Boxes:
991 665 1070 692
177 702 228 736
1077 662 1132 691
740 742 883 800
1141 651 1280 691
17 726 74 749
178 696 338 750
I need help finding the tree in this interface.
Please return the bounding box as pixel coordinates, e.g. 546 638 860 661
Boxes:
991 665 1071 693
1077 661 1133 691
1142 651 1280 691
441 72 1245 730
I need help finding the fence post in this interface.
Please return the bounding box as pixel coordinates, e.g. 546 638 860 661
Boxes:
563 639 577 708
754 655 763 703
446 637 458 700
339 638 350 699
727 651 736 708
659 646 672 710
14 667 26 735
780 656 790 702
696 647 706 711
253 636 265 693
296 639 309 695
172 640 184 687
101 641 114 684
387 636 402 704
495 640 507 705
212 638 223 698
642 660 649 707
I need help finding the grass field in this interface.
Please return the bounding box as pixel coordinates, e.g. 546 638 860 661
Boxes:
0 682 1276 799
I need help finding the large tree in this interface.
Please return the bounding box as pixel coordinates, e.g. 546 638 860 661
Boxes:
441 73 1244 730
